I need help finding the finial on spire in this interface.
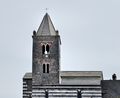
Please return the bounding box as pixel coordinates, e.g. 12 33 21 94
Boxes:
45 8 48 12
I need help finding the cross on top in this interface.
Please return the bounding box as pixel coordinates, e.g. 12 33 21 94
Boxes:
45 8 48 12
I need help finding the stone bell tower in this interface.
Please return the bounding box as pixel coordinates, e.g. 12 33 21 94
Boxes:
32 13 61 85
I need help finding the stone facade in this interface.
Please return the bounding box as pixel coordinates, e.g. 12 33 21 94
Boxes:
23 72 102 98
101 80 120 98
32 85 101 98
32 36 60 85
23 73 32 98
23 13 103 98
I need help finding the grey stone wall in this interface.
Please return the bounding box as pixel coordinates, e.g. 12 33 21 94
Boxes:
32 85 102 98
32 35 60 85
101 80 120 98
23 78 32 98
23 73 102 98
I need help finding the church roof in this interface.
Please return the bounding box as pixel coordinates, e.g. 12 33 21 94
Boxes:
23 71 103 79
36 13 57 36
23 72 32 79
23 71 103 85
60 71 103 85
60 71 103 78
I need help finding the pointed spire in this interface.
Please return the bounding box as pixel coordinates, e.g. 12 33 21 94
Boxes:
36 13 57 36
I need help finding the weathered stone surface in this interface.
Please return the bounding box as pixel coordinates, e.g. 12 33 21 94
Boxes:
23 71 103 85
32 85 102 98
32 36 60 85
101 80 120 98
61 71 103 85
23 75 32 98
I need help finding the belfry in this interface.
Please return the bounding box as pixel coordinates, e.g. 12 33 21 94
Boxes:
32 13 61 85
23 13 103 98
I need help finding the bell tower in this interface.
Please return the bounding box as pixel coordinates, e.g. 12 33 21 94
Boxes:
32 13 61 85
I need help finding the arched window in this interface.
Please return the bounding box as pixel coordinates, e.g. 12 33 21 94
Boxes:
43 64 49 73
43 64 45 73
46 44 50 53
47 64 49 73
42 45 45 54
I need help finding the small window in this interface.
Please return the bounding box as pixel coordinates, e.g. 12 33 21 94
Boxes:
42 44 50 55
43 64 45 73
46 44 50 53
42 45 45 54
43 64 49 73
47 64 49 73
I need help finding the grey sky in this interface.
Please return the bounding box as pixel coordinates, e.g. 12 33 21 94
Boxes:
0 0 120 97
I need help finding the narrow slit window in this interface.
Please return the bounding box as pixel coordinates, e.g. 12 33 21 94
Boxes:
47 64 49 73
43 64 45 73
42 45 45 54
46 44 50 53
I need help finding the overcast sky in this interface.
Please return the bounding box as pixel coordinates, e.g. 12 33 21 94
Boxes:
0 0 120 97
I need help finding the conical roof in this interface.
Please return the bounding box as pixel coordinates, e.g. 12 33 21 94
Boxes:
36 13 57 36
